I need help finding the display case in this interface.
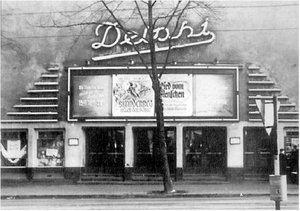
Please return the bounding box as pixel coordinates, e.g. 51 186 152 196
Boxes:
37 131 64 167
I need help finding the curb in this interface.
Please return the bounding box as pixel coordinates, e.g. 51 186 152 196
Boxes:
2 180 231 186
2 193 298 200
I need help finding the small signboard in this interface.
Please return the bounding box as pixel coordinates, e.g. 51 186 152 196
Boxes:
6 140 21 158
230 137 240 145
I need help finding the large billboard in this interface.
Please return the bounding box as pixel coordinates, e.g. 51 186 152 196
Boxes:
68 66 238 121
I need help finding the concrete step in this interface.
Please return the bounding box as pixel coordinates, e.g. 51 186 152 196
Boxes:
183 174 227 181
132 173 164 181
80 174 123 181
79 173 229 183
243 174 269 181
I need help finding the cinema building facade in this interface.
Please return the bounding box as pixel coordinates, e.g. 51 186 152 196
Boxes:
1 19 299 183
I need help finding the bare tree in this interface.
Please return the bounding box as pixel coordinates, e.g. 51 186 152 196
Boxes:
33 0 219 193
99 0 189 192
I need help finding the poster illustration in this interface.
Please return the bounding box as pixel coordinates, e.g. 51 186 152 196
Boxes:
160 74 193 116
112 75 154 116
72 75 111 117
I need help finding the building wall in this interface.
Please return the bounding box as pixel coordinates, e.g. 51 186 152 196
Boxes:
1 119 297 181
1 1 298 182
1 1 298 117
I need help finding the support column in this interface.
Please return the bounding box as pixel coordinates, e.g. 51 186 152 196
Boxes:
176 124 183 181
26 127 37 180
64 124 83 181
124 124 133 180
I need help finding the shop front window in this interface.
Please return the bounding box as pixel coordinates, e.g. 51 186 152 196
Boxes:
37 131 64 167
1 130 27 167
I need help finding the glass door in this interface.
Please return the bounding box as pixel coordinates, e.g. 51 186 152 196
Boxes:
133 127 176 174
183 127 227 174
244 127 272 174
85 127 125 174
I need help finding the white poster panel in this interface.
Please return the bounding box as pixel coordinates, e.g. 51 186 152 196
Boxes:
72 75 111 117
7 140 21 158
194 74 234 117
161 74 193 116
112 74 154 116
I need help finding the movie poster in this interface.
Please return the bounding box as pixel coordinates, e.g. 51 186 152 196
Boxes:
160 74 193 116
194 74 234 117
72 75 111 117
112 75 154 116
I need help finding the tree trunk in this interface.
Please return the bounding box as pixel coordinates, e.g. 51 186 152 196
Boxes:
148 0 174 193
154 86 174 193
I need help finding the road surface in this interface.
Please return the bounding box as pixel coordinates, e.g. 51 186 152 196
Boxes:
1 196 299 210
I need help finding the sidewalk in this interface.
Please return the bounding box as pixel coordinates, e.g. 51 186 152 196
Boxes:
1 180 299 199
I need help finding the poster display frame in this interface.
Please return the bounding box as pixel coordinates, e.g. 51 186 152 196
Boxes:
67 66 239 121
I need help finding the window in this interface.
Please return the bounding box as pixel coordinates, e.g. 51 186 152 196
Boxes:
37 131 64 167
1 130 27 167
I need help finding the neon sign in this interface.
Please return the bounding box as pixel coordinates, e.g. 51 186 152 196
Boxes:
92 18 215 61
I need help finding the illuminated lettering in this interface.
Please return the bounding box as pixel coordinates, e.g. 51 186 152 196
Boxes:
92 18 215 61
92 18 214 49
92 22 121 49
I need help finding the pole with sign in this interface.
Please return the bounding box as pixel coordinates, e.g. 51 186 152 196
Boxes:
255 95 280 173
255 95 286 210
273 96 279 174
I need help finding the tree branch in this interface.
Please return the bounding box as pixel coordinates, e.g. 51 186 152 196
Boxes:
1 35 29 59
30 21 100 28
101 0 152 79
134 1 148 30
159 0 191 78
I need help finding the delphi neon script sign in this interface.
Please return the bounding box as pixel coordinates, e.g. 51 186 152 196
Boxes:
92 18 215 61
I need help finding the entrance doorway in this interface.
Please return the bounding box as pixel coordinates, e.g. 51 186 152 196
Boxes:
183 127 227 174
133 127 176 174
85 127 125 174
244 127 272 175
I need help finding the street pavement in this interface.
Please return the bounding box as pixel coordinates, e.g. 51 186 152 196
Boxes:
1 180 299 199
2 196 300 210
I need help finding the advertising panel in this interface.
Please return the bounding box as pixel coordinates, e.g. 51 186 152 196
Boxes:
72 75 111 117
194 74 234 117
68 67 238 120
161 74 193 116
112 74 154 116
